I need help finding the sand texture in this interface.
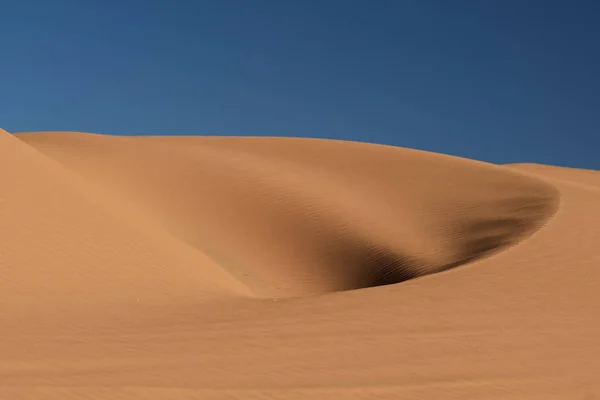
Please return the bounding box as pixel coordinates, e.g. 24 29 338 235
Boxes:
1 129 598 399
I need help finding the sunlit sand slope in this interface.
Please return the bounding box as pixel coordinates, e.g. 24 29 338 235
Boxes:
0 129 249 316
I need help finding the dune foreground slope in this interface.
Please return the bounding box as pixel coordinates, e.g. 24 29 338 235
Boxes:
1 129 599 399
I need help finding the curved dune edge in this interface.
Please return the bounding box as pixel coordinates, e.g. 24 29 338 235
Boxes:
3 128 599 399
13 131 559 298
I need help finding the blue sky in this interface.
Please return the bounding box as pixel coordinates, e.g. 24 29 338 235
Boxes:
2 0 599 168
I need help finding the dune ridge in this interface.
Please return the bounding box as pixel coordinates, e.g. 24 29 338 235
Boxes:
13 131 559 297
2 129 599 399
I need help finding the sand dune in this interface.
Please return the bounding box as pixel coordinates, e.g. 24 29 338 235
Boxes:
1 129 598 399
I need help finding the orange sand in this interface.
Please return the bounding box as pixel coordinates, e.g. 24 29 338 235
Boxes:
1 129 598 399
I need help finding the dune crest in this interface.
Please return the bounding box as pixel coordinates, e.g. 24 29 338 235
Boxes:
2 129 598 399
14 131 558 297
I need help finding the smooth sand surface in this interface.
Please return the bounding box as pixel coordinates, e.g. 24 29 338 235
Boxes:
1 129 598 399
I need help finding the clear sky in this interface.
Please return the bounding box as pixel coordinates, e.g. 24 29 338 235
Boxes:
2 0 599 168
